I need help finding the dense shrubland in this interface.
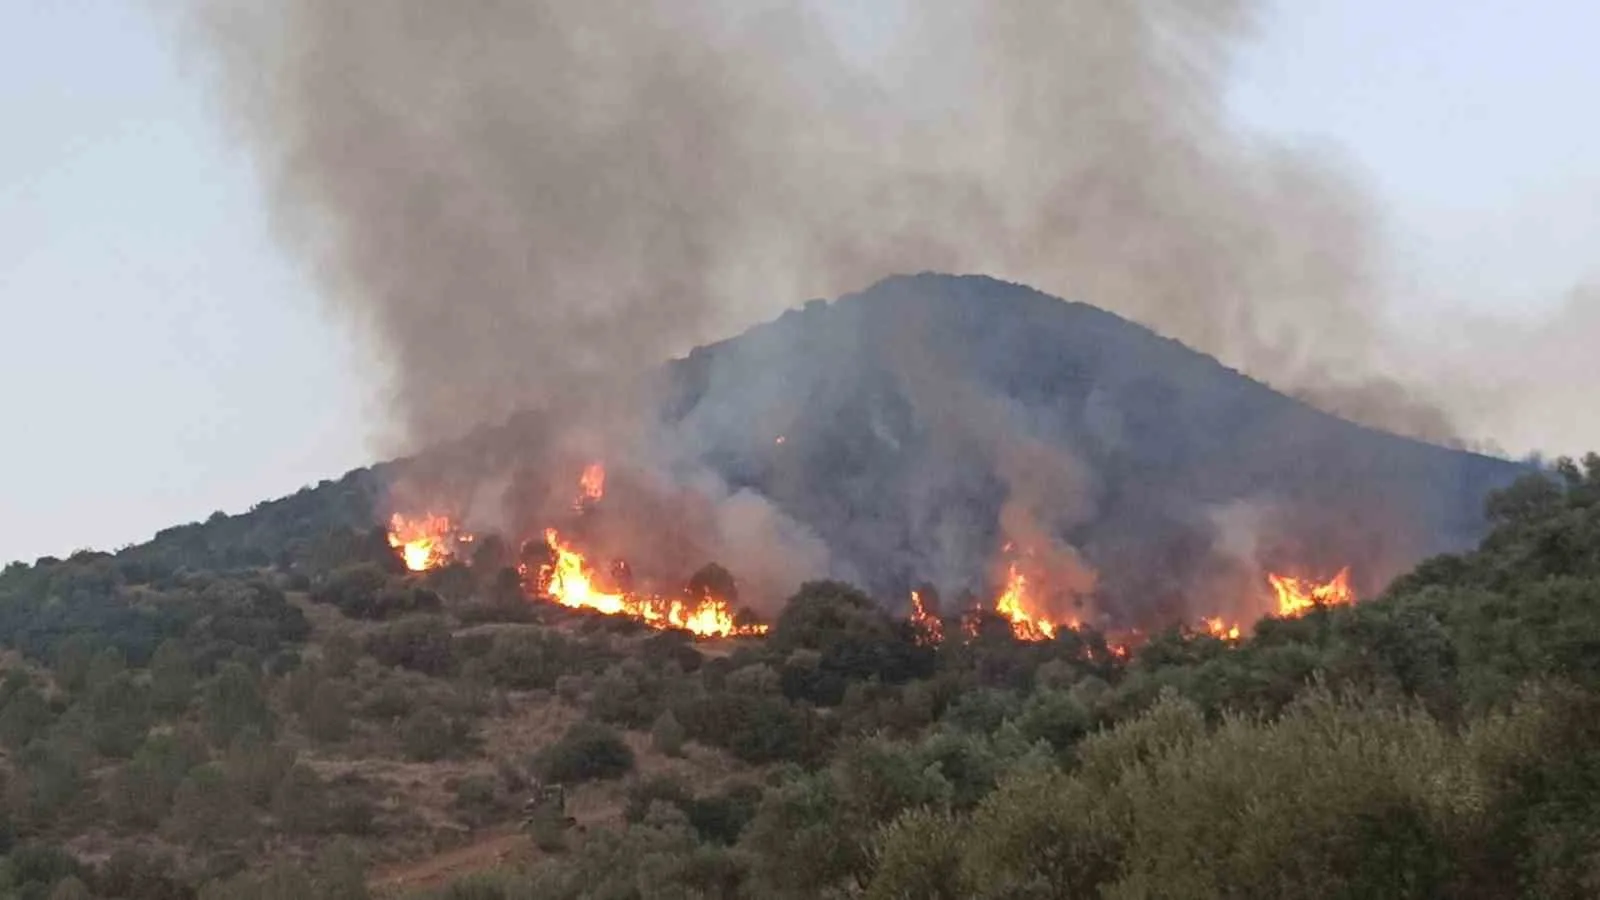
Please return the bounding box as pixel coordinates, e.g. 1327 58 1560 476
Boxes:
0 456 1598 897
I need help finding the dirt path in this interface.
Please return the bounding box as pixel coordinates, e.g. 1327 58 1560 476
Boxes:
368 829 528 896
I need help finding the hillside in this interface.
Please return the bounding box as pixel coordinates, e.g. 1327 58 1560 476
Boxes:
1 275 1586 899
654 274 1525 613
75 274 1525 631
119 275 1524 625
0 438 1598 898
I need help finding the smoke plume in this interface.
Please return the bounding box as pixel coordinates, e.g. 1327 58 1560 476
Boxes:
173 0 1591 613
178 0 1426 444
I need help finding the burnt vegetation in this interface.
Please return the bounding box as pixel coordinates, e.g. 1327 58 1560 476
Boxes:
0 452 1596 897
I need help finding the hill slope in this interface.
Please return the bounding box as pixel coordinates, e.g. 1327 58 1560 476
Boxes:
96 274 1525 630
652 274 1524 619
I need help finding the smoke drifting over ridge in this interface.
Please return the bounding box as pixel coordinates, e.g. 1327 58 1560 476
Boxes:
175 0 1582 617
181 0 1419 446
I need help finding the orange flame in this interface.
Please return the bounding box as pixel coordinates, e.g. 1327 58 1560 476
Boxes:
995 562 1071 642
574 463 607 510
1200 616 1242 641
387 513 459 572
1268 567 1356 617
909 590 944 646
537 528 766 638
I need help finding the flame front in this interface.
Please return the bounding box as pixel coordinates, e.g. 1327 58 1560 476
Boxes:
909 590 944 646
538 528 766 638
387 513 458 572
995 562 1069 642
1268 567 1356 617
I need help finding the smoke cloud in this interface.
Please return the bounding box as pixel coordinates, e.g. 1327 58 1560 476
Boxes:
178 0 1427 443
173 0 1593 611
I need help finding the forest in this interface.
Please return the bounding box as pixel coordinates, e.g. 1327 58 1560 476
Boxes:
0 455 1598 898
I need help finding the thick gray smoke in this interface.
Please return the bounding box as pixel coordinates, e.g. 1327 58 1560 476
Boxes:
174 0 1585 611
180 0 1417 443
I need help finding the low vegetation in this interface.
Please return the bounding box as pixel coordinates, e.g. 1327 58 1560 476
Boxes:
0 456 1598 897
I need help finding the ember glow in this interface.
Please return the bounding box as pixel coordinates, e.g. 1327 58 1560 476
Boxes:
909 590 944 646
1200 617 1242 641
537 528 766 638
387 513 460 572
1268 568 1356 617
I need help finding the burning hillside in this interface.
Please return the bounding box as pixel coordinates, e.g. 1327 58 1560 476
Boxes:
386 460 1358 646
376 276 1521 645
386 513 469 573
388 464 767 639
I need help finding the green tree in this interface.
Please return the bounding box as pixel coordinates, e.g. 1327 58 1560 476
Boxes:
148 638 196 715
201 662 275 745
0 688 53 749
401 707 468 762
165 763 256 853
270 764 332 835
536 720 635 783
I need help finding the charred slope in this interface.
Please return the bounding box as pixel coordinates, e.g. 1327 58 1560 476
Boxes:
657 274 1528 622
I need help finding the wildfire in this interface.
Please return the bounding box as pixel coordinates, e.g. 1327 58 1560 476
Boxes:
575 463 607 510
538 528 766 638
1268 567 1356 617
1200 617 1242 641
387 513 460 572
909 590 944 646
994 562 1074 642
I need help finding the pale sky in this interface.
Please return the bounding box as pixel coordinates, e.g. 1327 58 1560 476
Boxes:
3 1 1599 564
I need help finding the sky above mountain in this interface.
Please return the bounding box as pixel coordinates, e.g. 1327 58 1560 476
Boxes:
3 0 1598 563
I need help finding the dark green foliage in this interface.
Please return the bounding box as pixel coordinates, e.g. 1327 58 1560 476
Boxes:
0 688 53 749
201 663 274 745
267 766 376 838
366 616 455 676
149 639 197 715
638 630 703 674
223 734 297 807
164 763 256 852
624 775 692 824
676 688 827 764
535 720 634 783
311 563 441 621
401 706 473 762
1013 688 1091 753
481 629 600 690
8 446 1600 898
12 739 90 830
452 775 505 829
684 783 763 846
104 730 208 830
623 776 761 847
0 844 85 900
770 581 935 704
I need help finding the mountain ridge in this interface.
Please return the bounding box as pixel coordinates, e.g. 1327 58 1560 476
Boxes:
31 273 1529 632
